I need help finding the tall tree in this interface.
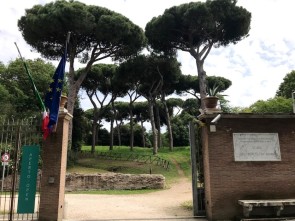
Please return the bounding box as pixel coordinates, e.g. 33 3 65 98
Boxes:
79 64 119 153
18 0 146 142
117 63 142 151
182 98 200 116
133 102 150 148
276 70 295 98
157 57 182 151
119 55 180 154
166 98 184 117
113 102 129 146
145 0 251 108
72 99 88 152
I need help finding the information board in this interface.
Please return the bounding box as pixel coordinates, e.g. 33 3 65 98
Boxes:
233 133 281 161
17 145 40 214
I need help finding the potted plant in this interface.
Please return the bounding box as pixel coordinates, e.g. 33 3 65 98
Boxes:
60 93 68 108
203 84 221 109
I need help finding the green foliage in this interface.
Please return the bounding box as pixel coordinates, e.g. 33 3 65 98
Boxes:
276 70 295 98
175 75 231 98
145 0 251 55
207 76 232 94
133 102 150 122
0 84 12 117
146 0 250 100
170 112 195 147
0 58 54 116
18 0 147 144
80 64 119 95
166 98 183 110
118 55 181 99
218 96 233 113
90 128 110 146
248 97 293 113
18 0 146 61
72 100 89 152
182 98 200 116
113 123 147 147
99 128 111 145
181 201 193 211
207 84 220 96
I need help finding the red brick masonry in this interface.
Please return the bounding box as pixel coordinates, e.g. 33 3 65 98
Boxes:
200 114 295 220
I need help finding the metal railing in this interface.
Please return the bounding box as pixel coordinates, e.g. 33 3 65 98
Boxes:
0 118 42 221
70 151 170 170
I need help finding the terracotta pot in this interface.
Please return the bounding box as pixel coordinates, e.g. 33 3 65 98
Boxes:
203 96 219 109
60 95 68 108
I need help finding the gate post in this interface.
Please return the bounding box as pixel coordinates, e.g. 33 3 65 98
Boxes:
189 121 199 216
39 108 72 221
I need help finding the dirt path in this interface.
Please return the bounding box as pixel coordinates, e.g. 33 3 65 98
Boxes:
64 178 193 220
63 162 197 220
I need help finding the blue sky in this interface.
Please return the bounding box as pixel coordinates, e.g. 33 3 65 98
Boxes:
1 0 295 109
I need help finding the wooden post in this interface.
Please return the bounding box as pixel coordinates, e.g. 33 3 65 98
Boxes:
189 121 199 216
39 108 72 221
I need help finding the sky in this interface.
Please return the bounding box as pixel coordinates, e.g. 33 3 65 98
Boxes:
1 0 295 110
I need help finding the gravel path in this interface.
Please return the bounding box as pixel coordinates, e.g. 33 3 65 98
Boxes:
63 177 197 220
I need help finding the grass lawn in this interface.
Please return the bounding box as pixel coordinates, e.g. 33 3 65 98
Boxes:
67 145 192 187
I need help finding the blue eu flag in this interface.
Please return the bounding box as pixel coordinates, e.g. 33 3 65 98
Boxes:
44 52 67 135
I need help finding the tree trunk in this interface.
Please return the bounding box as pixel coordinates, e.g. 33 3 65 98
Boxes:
66 56 76 148
148 99 158 155
190 44 213 110
109 117 114 151
116 120 121 146
129 107 134 151
140 119 146 148
155 103 162 149
196 61 207 109
162 96 173 151
67 55 93 149
91 122 96 154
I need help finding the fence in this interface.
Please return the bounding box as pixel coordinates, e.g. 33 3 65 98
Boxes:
0 117 42 221
70 151 170 170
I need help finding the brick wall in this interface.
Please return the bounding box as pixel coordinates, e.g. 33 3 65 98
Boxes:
201 114 295 220
39 110 72 221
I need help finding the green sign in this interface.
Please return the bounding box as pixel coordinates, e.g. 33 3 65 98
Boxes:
17 145 40 214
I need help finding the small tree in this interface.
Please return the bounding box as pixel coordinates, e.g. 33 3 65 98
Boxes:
276 70 295 98
247 97 293 113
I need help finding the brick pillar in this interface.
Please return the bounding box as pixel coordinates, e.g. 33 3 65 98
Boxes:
39 108 72 221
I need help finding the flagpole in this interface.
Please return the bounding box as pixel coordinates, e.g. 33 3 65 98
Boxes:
14 42 46 112
53 32 71 132
43 32 71 138
66 32 71 47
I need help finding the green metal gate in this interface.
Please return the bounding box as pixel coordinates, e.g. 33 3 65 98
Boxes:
0 117 42 221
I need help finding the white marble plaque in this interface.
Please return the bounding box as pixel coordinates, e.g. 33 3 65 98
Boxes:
233 133 281 161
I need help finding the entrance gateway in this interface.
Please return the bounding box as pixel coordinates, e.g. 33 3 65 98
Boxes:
0 118 42 221
199 113 295 220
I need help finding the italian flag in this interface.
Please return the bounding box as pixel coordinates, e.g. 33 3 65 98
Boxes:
42 110 50 139
17 47 49 139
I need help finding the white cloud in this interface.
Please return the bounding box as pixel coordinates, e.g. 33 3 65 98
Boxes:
1 0 295 110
